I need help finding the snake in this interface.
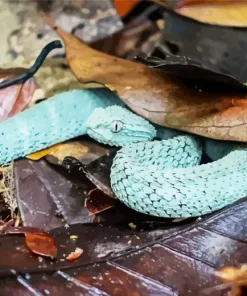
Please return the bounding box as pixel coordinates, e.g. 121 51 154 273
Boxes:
1 88 246 218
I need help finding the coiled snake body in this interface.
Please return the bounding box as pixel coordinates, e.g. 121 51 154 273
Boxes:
1 89 246 218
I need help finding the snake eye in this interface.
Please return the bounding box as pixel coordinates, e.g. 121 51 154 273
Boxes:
111 120 123 133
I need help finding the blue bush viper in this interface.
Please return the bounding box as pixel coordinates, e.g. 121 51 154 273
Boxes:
1 88 246 218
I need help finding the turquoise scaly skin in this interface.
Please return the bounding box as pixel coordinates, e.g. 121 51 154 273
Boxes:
0 88 124 164
111 143 247 217
0 88 245 218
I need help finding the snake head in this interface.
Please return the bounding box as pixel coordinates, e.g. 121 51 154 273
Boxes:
85 106 156 146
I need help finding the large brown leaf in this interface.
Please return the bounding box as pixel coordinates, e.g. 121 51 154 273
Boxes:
42 14 247 142
175 0 247 27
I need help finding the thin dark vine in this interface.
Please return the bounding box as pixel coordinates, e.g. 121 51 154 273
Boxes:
0 40 63 90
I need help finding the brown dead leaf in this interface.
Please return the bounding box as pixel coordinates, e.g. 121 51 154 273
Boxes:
217 265 247 282
46 140 109 166
0 68 36 122
25 232 57 259
4 226 58 259
113 0 140 17
66 247 83 261
175 1 247 27
26 143 63 160
46 142 89 165
215 265 247 296
42 14 247 142
85 188 116 216
26 141 104 165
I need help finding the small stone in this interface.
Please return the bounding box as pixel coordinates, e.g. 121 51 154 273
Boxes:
128 222 136 230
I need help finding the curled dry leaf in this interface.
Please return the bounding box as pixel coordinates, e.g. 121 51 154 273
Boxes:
85 188 116 216
0 68 36 122
66 247 83 262
43 14 247 142
175 0 247 27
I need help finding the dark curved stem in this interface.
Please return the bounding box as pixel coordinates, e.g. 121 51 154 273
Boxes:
0 40 63 90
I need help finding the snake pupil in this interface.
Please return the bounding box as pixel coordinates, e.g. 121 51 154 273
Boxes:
111 120 123 133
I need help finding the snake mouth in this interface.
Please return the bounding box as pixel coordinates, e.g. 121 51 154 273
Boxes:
87 127 155 147
124 131 155 141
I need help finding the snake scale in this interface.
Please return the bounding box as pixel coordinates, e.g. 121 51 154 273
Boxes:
1 88 246 218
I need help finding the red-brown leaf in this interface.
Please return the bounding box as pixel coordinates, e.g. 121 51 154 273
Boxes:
85 188 116 216
113 0 140 17
66 247 84 261
4 226 57 259
0 68 36 122
25 232 57 259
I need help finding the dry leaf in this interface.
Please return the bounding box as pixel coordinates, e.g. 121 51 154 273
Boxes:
66 247 83 261
217 265 247 283
26 141 96 164
25 232 57 259
4 226 58 259
215 265 247 296
46 140 109 166
113 0 140 17
42 14 247 142
175 1 247 27
26 143 62 160
0 68 36 122
178 0 234 6
46 142 89 165
85 188 116 216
